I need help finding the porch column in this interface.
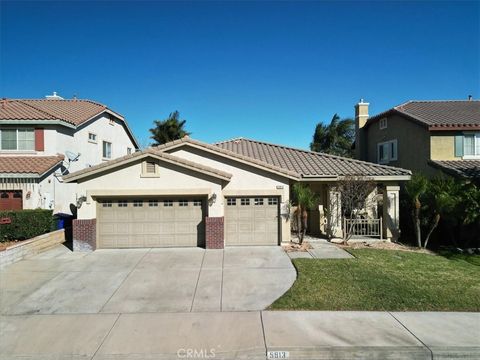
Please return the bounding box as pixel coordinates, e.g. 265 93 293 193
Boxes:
382 185 400 241
327 187 342 238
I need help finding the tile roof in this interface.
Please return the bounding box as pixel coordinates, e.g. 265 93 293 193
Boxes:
214 138 411 177
0 155 64 176
63 148 232 182
0 99 122 126
156 137 300 179
367 100 480 130
429 160 480 180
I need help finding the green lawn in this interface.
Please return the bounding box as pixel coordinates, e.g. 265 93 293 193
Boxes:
270 249 480 311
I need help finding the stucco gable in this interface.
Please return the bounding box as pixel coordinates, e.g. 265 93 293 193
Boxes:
63 148 232 182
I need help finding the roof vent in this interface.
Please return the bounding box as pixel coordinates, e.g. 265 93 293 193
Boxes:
45 91 64 100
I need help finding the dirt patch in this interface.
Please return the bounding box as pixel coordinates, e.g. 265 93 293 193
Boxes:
340 241 434 254
283 241 313 252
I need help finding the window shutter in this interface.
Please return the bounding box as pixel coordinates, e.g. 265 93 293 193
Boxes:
454 135 463 157
34 128 44 151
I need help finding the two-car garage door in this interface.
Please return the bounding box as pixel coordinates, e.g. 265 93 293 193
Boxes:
97 198 205 248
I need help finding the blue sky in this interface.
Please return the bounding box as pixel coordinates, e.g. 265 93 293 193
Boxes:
1 1 479 149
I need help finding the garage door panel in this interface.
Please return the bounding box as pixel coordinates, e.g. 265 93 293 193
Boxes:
98 198 205 249
225 197 279 246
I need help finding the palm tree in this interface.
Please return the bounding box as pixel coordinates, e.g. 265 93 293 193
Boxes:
310 114 355 157
292 183 318 244
149 111 191 145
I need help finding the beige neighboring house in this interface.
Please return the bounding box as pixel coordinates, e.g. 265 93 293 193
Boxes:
64 136 410 251
0 93 138 214
354 98 480 181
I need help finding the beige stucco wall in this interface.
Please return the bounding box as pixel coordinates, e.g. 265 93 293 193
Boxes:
364 114 435 176
168 147 291 242
430 132 458 160
75 146 291 243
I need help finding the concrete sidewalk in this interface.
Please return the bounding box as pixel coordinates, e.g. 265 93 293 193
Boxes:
1 311 478 359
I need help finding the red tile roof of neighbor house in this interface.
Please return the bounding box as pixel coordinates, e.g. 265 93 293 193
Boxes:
429 160 480 180
214 138 412 177
0 155 64 176
0 99 123 126
366 100 480 130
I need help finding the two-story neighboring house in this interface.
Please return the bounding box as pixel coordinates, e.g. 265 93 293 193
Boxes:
0 93 139 213
354 99 480 181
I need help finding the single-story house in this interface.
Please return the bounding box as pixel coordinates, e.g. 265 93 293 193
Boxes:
64 136 411 251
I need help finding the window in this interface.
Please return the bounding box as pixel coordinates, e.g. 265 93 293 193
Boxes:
179 200 188 207
463 134 480 157
148 200 158 207
379 118 388 130
227 198 236 206
102 141 112 159
193 200 202 206
268 197 278 205
377 139 397 164
118 200 128 207
127 147 132 155
254 198 264 205
88 133 97 143
102 201 112 207
133 200 143 207
240 198 250 206
163 200 173 207
109 115 115 126
0 129 34 151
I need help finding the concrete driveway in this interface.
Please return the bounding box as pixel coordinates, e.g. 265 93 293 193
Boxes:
0 245 296 315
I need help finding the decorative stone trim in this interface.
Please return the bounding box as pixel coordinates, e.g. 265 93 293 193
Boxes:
205 217 224 249
0 229 65 269
73 219 96 252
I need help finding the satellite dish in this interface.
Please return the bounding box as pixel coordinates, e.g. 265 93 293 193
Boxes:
65 151 80 162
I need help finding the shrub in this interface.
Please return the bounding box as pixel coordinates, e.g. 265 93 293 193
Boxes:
0 209 54 241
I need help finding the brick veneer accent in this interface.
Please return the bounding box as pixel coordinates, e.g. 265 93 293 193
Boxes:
73 219 96 251
205 217 224 249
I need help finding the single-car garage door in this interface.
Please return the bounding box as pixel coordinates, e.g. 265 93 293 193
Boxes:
225 196 279 246
97 198 205 248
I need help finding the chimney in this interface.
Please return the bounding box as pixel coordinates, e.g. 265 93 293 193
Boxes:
354 98 369 160
468 95 473 101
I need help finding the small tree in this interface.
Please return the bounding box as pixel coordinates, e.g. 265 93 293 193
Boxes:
405 175 470 249
149 111 191 145
336 176 377 244
292 183 317 244
405 174 428 248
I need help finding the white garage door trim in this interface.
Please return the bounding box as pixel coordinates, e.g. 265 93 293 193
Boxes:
224 196 280 246
97 197 206 249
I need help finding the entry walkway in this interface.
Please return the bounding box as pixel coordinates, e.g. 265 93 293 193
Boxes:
287 239 354 259
1 311 478 359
